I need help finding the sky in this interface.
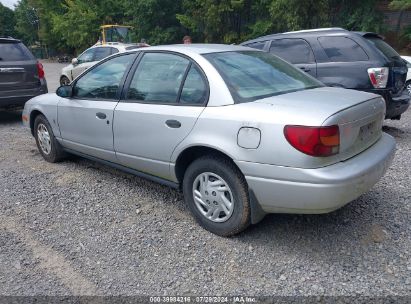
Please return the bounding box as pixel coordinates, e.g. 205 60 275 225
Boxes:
1 0 18 9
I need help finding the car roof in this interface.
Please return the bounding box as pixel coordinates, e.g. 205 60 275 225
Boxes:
90 43 135 49
132 44 254 54
0 37 21 43
241 28 382 44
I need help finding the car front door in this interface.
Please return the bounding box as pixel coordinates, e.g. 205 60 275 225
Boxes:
269 38 317 77
71 48 97 80
113 52 208 179
58 53 137 162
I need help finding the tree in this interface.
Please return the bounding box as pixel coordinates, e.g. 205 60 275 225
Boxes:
177 0 267 43
390 0 411 44
8 0 399 54
50 0 99 52
390 0 411 10
268 0 329 32
329 0 384 33
14 0 39 45
124 0 184 45
0 3 16 37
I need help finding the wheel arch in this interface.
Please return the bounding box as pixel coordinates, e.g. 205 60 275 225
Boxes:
174 145 266 225
29 109 44 136
174 145 239 185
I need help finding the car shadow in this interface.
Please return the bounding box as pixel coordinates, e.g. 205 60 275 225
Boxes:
0 110 23 124
231 183 401 267
382 125 405 138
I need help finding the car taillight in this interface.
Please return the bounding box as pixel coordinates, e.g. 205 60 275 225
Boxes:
368 67 389 89
284 125 340 157
37 62 45 79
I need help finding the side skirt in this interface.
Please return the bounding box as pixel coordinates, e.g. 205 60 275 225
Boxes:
63 148 180 190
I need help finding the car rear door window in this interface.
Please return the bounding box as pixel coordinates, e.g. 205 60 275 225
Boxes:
180 65 207 105
73 53 135 100
0 42 33 61
365 37 400 60
126 53 190 104
318 36 369 62
269 39 315 64
93 47 113 61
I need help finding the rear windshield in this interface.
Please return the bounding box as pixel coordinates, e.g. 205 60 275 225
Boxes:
365 37 401 60
0 42 34 61
204 51 322 103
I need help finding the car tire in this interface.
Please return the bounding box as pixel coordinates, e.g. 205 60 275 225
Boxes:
183 155 251 236
34 114 66 163
60 76 71 86
406 80 411 95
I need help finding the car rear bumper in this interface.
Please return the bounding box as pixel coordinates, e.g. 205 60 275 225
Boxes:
236 133 396 214
0 82 47 108
370 89 410 118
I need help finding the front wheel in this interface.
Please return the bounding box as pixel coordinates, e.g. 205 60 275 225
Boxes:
183 156 251 236
34 114 66 163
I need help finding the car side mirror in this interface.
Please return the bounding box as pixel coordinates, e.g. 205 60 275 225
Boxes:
56 85 73 98
72 58 78 65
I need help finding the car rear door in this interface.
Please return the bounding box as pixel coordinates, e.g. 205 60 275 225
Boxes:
314 36 370 89
113 52 207 179
58 53 137 162
0 40 40 97
269 38 317 77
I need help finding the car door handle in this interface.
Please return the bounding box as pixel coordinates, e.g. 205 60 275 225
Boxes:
300 67 311 72
166 120 181 128
96 112 107 120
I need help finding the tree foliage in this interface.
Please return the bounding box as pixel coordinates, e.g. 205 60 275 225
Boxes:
0 3 16 37
0 0 400 54
14 0 38 45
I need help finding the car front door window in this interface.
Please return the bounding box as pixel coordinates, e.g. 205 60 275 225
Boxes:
77 49 95 64
73 54 135 100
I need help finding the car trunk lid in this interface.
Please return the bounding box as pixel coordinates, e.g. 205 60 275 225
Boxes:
256 87 385 166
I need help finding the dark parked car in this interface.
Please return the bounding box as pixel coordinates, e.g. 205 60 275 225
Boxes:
241 28 409 120
0 38 47 110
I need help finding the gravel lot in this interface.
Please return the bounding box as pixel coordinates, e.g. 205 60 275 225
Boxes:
0 62 410 298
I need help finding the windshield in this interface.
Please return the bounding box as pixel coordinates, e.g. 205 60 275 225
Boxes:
365 37 400 60
104 27 132 43
0 42 33 61
204 51 322 103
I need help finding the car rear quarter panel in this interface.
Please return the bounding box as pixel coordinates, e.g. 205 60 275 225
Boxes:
170 101 336 182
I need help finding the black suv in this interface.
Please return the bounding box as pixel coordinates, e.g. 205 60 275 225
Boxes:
0 38 48 109
241 28 409 120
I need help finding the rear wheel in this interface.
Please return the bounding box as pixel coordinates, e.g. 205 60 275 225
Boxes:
60 76 71 86
183 156 250 236
34 114 66 163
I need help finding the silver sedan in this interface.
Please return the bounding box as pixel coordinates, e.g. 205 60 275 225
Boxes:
22 44 396 236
